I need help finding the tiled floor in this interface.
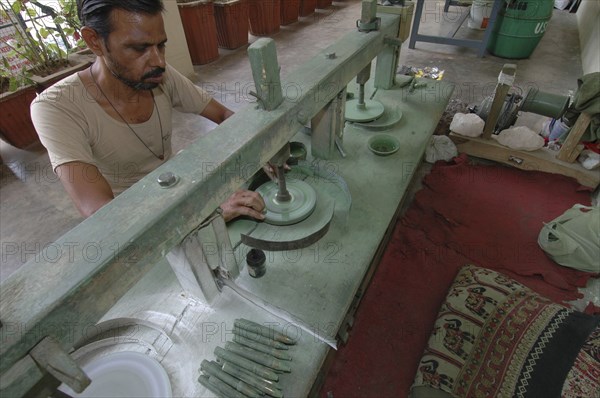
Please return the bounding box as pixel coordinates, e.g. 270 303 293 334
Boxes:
0 1 589 285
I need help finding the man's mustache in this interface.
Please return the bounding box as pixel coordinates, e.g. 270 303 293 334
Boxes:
142 68 166 79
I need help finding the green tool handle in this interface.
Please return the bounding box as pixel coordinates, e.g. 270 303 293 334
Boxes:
235 318 297 345
233 326 289 350
233 334 292 361
221 361 284 398
214 346 279 381
226 342 291 372
206 375 247 398
198 375 225 398
201 360 262 398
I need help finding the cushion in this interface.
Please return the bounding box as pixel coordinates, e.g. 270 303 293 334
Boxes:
411 265 600 398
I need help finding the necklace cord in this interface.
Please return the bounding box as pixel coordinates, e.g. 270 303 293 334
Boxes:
89 66 165 160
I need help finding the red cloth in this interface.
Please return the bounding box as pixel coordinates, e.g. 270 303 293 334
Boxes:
403 154 592 301
583 141 600 154
320 155 594 398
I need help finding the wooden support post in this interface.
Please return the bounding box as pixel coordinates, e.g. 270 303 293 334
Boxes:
29 337 91 393
247 38 283 111
375 35 401 89
166 213 239 305
361 0 378 26
374 3 413 89
211 214 239 279
0 356 45 397
557 112 591 163
311 88 346 159
482 64 516 139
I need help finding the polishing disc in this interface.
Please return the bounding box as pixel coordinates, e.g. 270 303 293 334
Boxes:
58 351 172 397
256 179 317 226
345 99 385 122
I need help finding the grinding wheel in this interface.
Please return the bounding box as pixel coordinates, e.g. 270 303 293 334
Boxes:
241 193 334 252
355 107 403 130
233 164 350 252
256 179 317 226
345 98 385 122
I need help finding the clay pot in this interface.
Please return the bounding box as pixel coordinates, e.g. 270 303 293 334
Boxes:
248 0 281 36
214 0 250 49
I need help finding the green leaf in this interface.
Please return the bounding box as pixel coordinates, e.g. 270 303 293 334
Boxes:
11 1 22 14
53 16 65 24
39 28 49 39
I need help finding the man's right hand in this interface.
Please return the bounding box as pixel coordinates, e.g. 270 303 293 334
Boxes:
219 190 266 222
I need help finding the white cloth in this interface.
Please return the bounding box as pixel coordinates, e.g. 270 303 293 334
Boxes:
425 135 458 163
493 126 545 151
450 113 485 138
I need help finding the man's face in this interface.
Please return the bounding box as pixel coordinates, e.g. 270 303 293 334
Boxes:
102 9 167 90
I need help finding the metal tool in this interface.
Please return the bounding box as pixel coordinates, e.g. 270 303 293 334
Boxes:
200 360 262 398
233 327 289 350
221 361 283 398
214 347 279 381
225 342 292 372
470 64 570 134
257 144 318 226
345 64 385 122
234 319 296 345
233 335 292 361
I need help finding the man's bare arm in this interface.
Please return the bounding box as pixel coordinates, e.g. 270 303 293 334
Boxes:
200 99 234 124
55 162 114 218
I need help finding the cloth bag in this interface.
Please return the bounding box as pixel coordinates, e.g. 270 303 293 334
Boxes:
425 135 458 163
538 204 600 273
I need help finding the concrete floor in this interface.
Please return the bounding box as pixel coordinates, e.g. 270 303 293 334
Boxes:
0 2 588 284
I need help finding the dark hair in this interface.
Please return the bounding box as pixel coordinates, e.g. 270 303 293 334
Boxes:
77 0 164 40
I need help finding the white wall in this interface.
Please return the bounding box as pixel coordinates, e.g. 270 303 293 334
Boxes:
576 0 600 74
163 0 195 78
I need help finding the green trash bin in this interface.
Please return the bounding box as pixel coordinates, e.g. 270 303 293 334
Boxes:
487 0 554 59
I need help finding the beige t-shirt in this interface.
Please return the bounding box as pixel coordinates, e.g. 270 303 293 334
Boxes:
31 64 212 194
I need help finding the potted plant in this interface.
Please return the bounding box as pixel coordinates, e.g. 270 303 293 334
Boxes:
0 0 91 149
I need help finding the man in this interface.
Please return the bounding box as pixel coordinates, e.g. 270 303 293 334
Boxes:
31 0 265 221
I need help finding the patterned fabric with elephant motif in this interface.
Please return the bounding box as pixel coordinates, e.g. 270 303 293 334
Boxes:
412 265 600 398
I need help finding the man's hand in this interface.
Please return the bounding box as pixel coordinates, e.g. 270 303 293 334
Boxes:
220 190 266 222
263 162 291 181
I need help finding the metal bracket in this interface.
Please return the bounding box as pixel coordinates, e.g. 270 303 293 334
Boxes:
383 36 403 47
356 17 380 32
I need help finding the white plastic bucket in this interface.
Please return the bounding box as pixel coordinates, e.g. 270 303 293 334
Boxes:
468 0 494 30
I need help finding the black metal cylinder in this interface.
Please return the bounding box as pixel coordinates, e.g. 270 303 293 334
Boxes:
246 248 266 278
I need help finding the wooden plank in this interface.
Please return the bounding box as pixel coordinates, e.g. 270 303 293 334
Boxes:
311 89 346 159
0 13 402 392
450 133 600 188
376 2 414 42
0 356 44 397
374 4 403 89
29 337 90 393
247 39 283 111
556 112 591 162
482 64 516 139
